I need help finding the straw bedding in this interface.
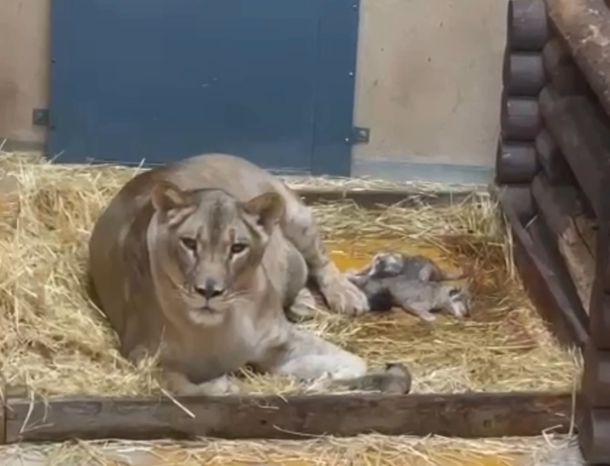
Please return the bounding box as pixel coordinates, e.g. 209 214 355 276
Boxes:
0 152 581 397
0 434 584 466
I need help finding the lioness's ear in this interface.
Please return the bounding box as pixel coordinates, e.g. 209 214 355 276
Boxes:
242 192 284 233
151 180 190 213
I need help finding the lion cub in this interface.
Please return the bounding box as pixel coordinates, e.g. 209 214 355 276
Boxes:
359 252 466 282
345 252 471 323
88 153 412 396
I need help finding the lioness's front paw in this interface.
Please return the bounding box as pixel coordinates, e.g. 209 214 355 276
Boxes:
322 275 370 316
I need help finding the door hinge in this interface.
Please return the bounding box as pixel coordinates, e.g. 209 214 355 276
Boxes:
32 109 50 127
351 126 370 144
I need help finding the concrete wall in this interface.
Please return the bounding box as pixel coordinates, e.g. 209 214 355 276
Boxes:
352 0 507 183
0 0 506 183
0 0 50 147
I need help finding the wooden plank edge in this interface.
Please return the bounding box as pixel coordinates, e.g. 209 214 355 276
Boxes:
4 391 574 444
296 188 486 208
0 383 5 445
538 87 609 219
546 0 610 118
530 174 591 326
500 191 589 347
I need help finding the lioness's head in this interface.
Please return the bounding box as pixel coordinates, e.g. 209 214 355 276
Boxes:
150 180 284 326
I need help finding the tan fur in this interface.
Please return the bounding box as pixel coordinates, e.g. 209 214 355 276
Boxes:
88 153 409 396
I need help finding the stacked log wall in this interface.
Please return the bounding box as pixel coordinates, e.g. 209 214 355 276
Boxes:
497 0 546 187
498 0 610 463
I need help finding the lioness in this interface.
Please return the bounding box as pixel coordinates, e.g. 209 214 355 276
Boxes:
88 153 411 395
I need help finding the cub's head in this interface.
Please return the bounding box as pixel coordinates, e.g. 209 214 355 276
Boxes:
439 284 471 318
370 251 404 278
150 180 284 326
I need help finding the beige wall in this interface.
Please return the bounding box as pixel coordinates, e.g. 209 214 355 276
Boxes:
0 0 50 146
0 0 506 173
353 0 507 169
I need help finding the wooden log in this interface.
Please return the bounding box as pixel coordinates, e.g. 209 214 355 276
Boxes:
3 392 573 443
542 39 589 96
589 277 610 349
534 129 574 185
495 140 539 184
531 174 595 316
500 187 588 347
547 0 610 118
589 219 610 349
578 402 610 464
538 87 610 218
492 184 535 224
503 52 545 96
0 384 5 445
582 343 610 407
501 92 542 141
506 0 549 52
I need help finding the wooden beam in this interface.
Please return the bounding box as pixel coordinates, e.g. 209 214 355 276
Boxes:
531 174 595 317
534 129 574 185
578 401 610 464
3 392 574 444
0 391 5 445
589 221 610 349
538 88 610 218
492 184 535 223
500 187 588 347
546 0 610 117
582 343 610 407
541 38 589 96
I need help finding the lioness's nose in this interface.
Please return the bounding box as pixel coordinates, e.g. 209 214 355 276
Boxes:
196 278 225 299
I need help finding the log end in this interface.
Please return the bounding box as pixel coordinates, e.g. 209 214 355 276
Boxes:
507 0 549 52
501 92 542 141
496 139 539 184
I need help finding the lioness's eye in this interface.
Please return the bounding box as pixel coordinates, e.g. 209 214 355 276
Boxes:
230 243 248 254
180 237 198 251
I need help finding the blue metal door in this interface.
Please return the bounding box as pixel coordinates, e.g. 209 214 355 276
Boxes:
47 0 360 176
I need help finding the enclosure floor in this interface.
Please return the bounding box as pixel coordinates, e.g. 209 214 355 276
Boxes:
0 436 582 466
0 152 580 396
308 238 578 394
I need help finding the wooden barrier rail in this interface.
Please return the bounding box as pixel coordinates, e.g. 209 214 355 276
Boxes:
0 391 574 444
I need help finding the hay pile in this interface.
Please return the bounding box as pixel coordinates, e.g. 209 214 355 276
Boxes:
0 434 584 466
0 152 581 397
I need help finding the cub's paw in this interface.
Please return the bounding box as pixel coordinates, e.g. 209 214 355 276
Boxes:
321 274 370 316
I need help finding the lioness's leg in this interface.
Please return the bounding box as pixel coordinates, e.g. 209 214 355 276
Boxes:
163 371 239 396
344 269 370 288
281 203 369 316
255 328 410 393
285 287 317 322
